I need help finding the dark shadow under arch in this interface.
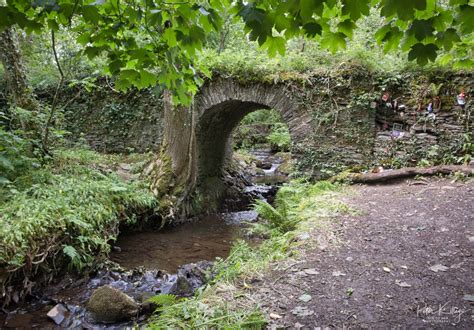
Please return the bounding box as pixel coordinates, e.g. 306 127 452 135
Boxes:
196 100 271 185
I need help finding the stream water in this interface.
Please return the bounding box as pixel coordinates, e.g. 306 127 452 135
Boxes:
109 211 258 273
0 149 287 328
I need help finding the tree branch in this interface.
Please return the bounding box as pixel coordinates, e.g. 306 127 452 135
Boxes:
42 29 65 154
51 30 64 80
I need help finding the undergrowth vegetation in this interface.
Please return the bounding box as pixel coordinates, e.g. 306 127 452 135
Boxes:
0 147 156 304
234 109 291 152
0 125 39 185
147 180 349 328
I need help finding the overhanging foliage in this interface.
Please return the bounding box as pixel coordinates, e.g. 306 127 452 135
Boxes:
0 0 472 104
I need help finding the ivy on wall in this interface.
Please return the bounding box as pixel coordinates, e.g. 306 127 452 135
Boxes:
38 82 166 154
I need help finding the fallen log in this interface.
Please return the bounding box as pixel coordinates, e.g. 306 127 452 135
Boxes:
348 164 474 184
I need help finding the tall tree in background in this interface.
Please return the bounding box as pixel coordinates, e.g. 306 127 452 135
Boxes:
0 27 38 131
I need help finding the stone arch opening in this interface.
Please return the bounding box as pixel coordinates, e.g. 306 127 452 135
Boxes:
233 108 292 152
161 78 310 215
195 100 271 186
189 79 307 204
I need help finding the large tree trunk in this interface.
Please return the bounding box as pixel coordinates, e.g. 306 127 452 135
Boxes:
0 27 39 130
144 91 197 222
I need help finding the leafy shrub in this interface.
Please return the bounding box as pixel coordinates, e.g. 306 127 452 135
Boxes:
458 133 473 165
234 109 291 151
0 147 157 304
253 199 291 233
147 294 180 312
0 125 38 187
252 180 340 237
252 181 304 235
240 109 281 125
267 123 291 152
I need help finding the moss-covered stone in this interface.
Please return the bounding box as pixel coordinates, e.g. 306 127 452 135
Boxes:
86 285 139 323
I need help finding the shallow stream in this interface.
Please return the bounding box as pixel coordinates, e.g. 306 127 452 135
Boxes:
0 149 287 328
110 211 258 273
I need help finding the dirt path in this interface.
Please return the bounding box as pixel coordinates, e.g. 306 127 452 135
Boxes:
252 178 473 328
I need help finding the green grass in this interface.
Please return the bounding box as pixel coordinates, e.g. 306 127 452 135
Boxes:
147 180 349 328
148 290 266 329
0 147 157 304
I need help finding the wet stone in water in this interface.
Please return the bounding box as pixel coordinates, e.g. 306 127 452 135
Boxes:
87 285 139 323
47 304 69 325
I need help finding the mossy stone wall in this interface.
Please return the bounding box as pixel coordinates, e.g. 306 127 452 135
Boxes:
372 71 473 168
45 84 165 153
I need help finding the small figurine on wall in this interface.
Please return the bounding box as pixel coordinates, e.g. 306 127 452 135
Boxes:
382 91 392 108
457 89 466 109
427 102 433 114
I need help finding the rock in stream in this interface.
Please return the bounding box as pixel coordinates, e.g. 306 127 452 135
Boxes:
87 285 139 323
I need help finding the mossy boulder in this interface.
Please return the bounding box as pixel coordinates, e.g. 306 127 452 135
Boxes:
86 285 139 323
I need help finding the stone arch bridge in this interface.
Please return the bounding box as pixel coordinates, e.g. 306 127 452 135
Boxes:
62 71 471 217
156 76 374 215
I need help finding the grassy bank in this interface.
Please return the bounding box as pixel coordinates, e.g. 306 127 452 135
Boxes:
147 180 351 328
0 148 157 305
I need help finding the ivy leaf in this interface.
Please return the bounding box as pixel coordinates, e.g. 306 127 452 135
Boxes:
303 21 323 37
82 5 101 24
436 28 460 51
139 70 157 88
341 0 370 21
263 36 286 57
321 32 347 53
457 4 474 34
381 0 427 20
408 43 438 65
84 46 102 60
381 27 403 52
432 11 453 31
409 19 434 41
300 0 324 21
337 19 356 38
